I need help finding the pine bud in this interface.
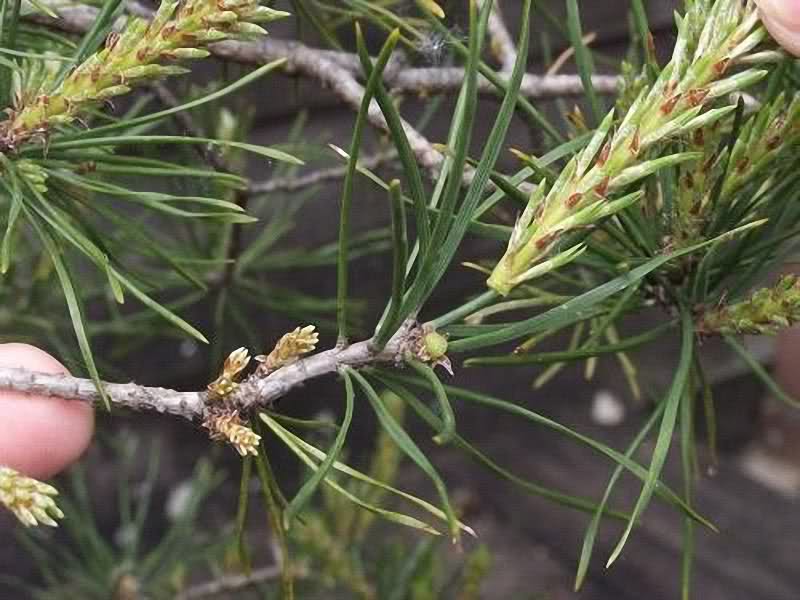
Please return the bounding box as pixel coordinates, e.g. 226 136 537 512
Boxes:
246 7 291 22
208 347 251 398
409 325 453 375
91 85 131 101
0 467 63 527
199 29 230 43
699 276 800 336
256 325 319 374
204 411 261 456
230 22 268 37
167 48 211 60
121 65 180 81
218 0 249 9
707 70 768 99
486 0 770 296
204 10 239 24
423 330 448 362
0 0 281 150
417 0 445 19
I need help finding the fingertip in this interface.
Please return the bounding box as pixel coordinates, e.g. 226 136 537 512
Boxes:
758 0 800 56
0 344 94 479
757 0 800 28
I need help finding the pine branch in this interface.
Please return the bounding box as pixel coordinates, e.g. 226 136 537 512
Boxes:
389 68 619 98
698 275 800 336
3 0 287 152
487 0 773 295
175 564 308 600
481 0 518 72
0 320 421 420
248 148 398 195
34 2 621 98
0 366 206 419
28 1 619 180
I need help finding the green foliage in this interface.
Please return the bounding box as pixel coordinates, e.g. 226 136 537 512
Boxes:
9 427 493 600
6 0 800 598
7 437 226 599
701 274 800 335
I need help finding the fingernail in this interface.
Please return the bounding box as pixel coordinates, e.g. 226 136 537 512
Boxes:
757 0 800 29
758 3 800 56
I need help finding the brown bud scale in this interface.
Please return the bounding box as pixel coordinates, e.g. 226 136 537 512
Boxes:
594 176 610 198
566 192 583 209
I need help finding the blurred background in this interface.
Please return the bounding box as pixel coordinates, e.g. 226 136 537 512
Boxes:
3 1 800 598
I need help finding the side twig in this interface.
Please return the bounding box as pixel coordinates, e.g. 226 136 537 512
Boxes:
248 148 399 195
176 564 308 600
482 0 518 72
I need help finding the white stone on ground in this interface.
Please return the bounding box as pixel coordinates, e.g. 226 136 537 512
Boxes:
591 389 626 427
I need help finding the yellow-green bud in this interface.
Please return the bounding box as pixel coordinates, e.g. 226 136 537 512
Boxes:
200 29 230 43
0 467 63 527
92 85 131 101
700 275 800 336
246 7 291 22
218 0 248 9
205 10 239 24
157 66 191 78
123 65 167 80
168 48 211 60
232 22 268 36
423 330 448 361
